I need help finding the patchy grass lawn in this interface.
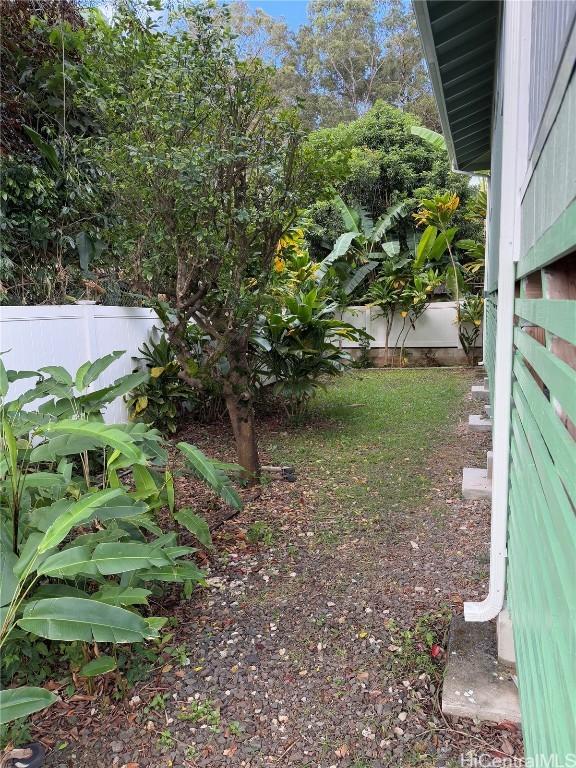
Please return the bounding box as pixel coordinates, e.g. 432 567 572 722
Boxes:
264 369 471 538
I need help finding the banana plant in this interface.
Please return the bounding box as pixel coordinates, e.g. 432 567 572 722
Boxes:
316 196 405 298
0 353 241 725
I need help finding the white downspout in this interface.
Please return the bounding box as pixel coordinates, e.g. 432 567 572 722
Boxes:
465 0 531 622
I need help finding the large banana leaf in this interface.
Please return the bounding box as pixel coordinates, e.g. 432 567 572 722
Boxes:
410 125 447 151
38 542 171 577
77 372 149 411
372 203 405 242
38 420 147 464
38 488 123 553
0 686 58 725
343 261 380 296
29 435 102 462
177 442 241 510
137 561 205 583
75 350 124 392
17 597 158 642
38 366 73 386
0 546 18 607
92 585 151 606
332 195 360 233
315 232 356 283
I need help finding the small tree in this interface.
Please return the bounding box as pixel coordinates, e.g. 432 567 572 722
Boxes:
89 3 335 477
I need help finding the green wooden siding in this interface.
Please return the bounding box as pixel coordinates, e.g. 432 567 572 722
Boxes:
520 70 576 278
484 291 498 411
507 63 576 761
507 328 576 759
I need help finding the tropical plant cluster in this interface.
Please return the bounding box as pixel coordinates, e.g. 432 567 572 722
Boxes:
1 0 486 460
0 352 240 733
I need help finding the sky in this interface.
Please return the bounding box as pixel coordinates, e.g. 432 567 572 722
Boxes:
245 1 308 30
98 1 310 30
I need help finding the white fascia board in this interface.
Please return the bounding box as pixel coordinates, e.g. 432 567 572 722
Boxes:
411 1 459 172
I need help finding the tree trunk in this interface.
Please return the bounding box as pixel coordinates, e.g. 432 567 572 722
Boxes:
223 343 260 482
224 390 260 481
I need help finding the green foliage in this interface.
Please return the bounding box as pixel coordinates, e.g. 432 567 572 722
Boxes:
246 521 275 546
126 332 225 434
0 352 241 724
457 294 484 365
255 287 370 415
0 1 112 305
126 335 195 434
306 102 471 254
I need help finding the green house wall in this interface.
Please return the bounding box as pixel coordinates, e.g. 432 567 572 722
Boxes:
506 63 576 761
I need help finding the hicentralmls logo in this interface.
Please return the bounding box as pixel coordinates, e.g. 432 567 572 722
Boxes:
457 755 576 768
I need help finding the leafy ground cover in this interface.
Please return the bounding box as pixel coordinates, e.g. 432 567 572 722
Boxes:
35 369 522 767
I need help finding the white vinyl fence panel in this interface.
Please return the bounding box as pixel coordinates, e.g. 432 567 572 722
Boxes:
340 302 468 348
0 304 159 422
0 301 474 423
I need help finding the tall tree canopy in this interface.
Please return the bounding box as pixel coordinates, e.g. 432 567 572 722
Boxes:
87 2 339 475
229 0 439 130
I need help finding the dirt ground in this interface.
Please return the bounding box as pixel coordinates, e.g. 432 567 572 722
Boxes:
32 369 522 768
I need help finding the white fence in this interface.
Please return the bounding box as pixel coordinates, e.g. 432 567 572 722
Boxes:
0 304 158 422
340 302 468 348
0 301 472 422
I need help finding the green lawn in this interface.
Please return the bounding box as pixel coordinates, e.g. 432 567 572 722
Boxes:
263 368 473 537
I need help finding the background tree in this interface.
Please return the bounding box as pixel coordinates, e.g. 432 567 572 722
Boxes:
229 0 440 130
305 101 473 258
88 2 337 477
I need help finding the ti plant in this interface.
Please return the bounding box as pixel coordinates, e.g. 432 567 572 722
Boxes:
254 287 371 416
0 352 241 726
457 293 484 365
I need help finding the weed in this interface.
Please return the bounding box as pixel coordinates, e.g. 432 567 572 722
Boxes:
157 729 175 749
0 717 32 750
228 720 243 736
166 644 190 666
145 693 168 713
177 699 220 730
246 521 275 546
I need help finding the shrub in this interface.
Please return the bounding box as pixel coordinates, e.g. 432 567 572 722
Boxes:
254 286 370 416
127 330 226 434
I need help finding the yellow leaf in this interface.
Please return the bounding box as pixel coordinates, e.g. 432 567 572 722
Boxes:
134 395 148 414
150 366 165 378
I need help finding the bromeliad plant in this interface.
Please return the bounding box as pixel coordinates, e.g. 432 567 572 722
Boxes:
0 352 241 727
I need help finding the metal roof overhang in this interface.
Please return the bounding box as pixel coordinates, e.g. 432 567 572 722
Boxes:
412 0 501 173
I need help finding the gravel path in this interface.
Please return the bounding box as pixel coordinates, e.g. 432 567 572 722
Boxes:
37 370 522 768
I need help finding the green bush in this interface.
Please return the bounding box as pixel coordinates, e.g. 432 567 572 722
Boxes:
127 331 226 434
255 286 370 416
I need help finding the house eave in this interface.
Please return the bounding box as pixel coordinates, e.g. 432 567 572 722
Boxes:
412 0 501 174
